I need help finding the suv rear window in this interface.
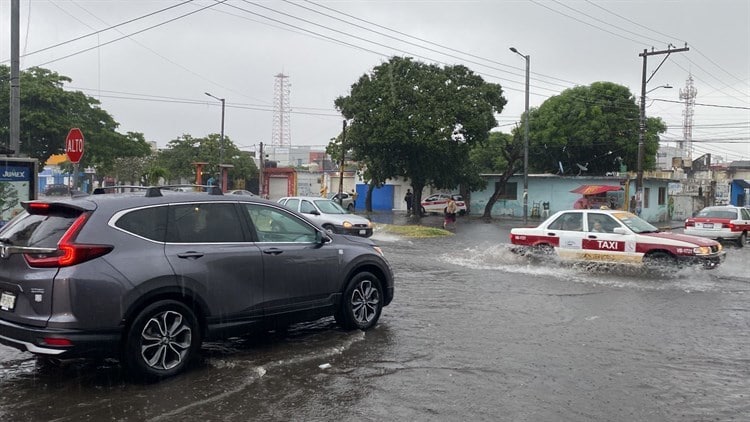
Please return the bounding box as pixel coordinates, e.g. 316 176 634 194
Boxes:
114 206 168 241
165 203 246 243
0 210 79 248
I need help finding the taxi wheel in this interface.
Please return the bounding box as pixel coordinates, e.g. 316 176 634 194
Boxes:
736 232 746 248
644 251 676 268
534 244 555 255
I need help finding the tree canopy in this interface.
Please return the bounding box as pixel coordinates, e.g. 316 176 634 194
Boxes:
155 134 258 186
0 65 151 168
527 81 665 176
334 56 507 213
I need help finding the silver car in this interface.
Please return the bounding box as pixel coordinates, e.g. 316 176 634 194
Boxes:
0 188 393 380
278 196 373 237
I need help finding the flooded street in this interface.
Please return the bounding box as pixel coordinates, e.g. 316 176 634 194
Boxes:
1 217 748 421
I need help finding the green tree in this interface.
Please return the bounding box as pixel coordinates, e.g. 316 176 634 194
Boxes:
0 66 151 167
334 56 506 215
527 81 665 175
469 130 524 219
156 134 257 185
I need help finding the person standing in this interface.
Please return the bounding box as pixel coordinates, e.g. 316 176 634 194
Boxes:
444 197 458 229
350 189 359 210
404 189 414 215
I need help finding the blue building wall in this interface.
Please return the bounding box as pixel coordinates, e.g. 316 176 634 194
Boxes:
356 184 394 211
472 175 673 223
730 179 749 206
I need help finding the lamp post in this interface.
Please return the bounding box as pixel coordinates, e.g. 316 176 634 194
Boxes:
636 83 673 215
204 92 225 170
510 47 530 224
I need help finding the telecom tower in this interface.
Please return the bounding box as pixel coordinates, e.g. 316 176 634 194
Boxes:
679 74 697 161
272 73 291 147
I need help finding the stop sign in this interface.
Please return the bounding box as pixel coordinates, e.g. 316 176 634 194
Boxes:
65 128 84 164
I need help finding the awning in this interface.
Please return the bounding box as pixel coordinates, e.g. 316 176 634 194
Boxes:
570 185 622 195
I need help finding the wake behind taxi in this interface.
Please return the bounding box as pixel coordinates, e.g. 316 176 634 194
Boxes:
510 209 725 269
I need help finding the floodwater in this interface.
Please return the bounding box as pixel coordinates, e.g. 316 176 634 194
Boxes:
0 217 748 421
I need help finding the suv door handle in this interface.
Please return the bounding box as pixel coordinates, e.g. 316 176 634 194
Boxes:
263 248 284 255
177 251 204 259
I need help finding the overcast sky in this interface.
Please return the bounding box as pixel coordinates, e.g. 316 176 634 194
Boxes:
1 0 748 162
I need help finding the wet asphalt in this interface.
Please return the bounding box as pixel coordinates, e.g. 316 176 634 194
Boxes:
0 213 748 421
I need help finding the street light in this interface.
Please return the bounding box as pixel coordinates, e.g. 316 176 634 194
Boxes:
510 47 530 224
646 84 672 95
204 92 225 169
636 83 672 215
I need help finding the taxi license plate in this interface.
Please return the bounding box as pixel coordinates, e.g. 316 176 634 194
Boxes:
0 292 16 311
701 223 714 228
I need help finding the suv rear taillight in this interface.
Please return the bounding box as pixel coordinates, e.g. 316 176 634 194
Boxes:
24 212 113 268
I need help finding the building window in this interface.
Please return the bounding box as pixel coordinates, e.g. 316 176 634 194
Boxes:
495 181 518 200
644 187 650 208
658 187 666 205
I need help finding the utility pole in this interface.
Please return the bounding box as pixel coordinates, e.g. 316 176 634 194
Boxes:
10 0 20 156
259 142 265 198
636 44 688 216
510 47 530 225
338 120 346 206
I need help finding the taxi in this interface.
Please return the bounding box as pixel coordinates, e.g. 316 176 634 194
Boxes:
684 205 750 247
420 193 467 215
509 209 725 269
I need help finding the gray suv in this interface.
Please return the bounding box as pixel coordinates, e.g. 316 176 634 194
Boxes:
0 188 394 379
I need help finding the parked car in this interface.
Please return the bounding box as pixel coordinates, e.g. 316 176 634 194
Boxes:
329 191 356 211
684 205 750 247
42 184 72 197
278 196 373 237
0 188 393 380
510 209 725 269
227 189 256 196
420 193 467 215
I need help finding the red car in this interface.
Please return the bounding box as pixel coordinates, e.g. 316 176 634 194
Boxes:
684 205 750 247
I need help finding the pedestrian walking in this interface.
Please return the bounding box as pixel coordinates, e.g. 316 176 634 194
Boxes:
443 197 458 229
404 189 414 215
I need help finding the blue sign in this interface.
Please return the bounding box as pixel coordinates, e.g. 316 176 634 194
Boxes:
0 166 28 181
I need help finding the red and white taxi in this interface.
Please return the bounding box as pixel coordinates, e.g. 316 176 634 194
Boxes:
420 193 467 215
510 209 725 269
684 205 750 247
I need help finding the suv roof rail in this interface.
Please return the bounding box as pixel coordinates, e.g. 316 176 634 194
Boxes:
91 185 225 197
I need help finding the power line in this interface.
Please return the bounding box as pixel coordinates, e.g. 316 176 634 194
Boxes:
652 99 750 110
31 1 227 68
4 0 196 63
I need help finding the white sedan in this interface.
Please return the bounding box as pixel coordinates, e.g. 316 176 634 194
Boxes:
510 209 725 269
420 193 467 215
278 196 373 237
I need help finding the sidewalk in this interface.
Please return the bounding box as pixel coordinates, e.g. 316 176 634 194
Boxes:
365 210 684 231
